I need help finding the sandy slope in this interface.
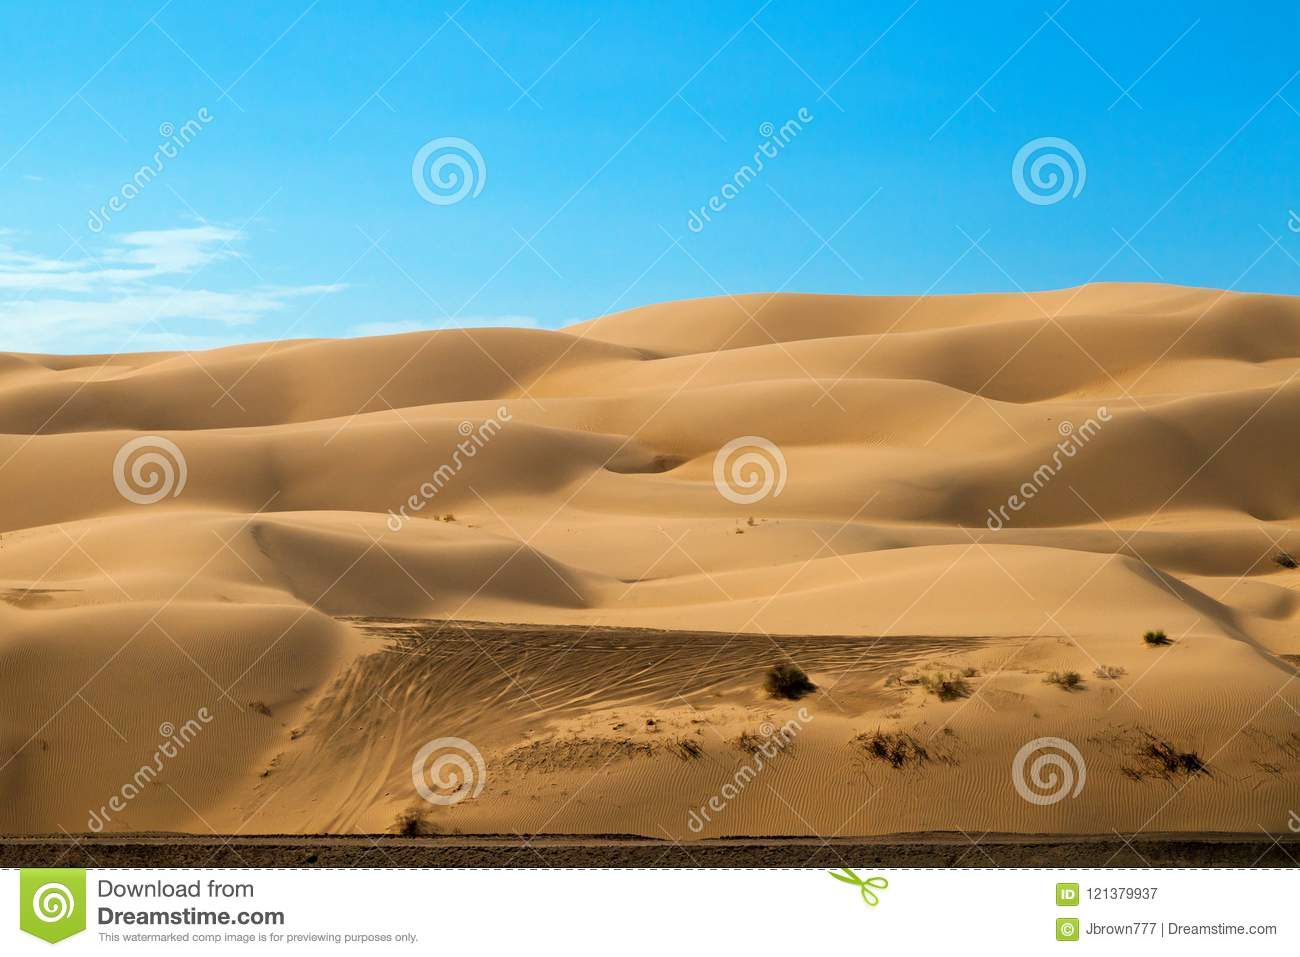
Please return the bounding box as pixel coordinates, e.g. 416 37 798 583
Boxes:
1 282 1298 839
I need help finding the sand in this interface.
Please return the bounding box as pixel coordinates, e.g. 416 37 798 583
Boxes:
1 282 1298 841
3 834 1294 869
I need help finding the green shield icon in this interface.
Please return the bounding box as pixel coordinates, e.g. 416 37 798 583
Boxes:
19 869 86 943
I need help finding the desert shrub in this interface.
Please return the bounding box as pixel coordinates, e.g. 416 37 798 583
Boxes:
671 737 704 759
1274 552 1298 569
1094 664 1126 680
393 807 437 836
859 729 929 768
247 700 272 716
1138 738 1206 780
919 671 970 701
1044 670 1083 690
1143 630 1171 646
764 664 816 700
1144 739 1208 777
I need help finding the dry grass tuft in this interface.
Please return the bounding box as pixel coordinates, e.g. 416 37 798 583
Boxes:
918 671 970 701
1044 670 1084 691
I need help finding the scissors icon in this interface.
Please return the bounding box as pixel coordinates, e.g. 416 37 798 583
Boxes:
829 868 889 905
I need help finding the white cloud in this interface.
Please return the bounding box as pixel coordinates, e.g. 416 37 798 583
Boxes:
0 227 344 354
111 225 244 275
0 225 243 292
347 315 538 338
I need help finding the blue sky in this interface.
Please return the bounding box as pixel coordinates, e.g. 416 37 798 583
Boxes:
1 0 1297 353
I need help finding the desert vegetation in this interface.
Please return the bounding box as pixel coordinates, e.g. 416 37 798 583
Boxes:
916 671 971 701
1044 670 1084 690
764 663 816 700
857 729 930 768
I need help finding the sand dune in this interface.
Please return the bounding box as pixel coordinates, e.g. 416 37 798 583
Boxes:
1 282 1298 839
